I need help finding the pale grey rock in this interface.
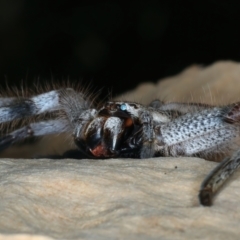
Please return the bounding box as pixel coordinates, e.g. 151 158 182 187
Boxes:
1 158 240 240
118 61 240 104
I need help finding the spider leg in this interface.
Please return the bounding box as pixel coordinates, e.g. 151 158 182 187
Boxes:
199 150 240 206
0 88 91 123
0 87 96 155
198 102 240 206
0 119 70 151
0 90 63 123
154 105 240 156
139 110 156 158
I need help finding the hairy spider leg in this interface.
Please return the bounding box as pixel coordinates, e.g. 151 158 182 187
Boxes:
0 88 92 123
138 110 156 158
0 119 70 151
199 102 240 206
154 106 239 157
0 90 62 123
199 151 240 206
0 88 94 154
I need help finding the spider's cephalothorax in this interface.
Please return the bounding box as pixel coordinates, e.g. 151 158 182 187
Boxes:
75 102 144 158
1 86 240 206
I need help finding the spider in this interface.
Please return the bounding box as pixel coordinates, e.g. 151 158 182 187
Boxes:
0 85 240 207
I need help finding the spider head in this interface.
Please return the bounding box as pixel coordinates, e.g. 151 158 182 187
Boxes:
74 102 143 158
98 101 142 118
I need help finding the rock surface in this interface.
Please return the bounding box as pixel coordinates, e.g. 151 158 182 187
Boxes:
1 61 240 239
118 61 240 104
1 158 240 240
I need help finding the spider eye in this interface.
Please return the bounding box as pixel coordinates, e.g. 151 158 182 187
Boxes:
120 103 127 111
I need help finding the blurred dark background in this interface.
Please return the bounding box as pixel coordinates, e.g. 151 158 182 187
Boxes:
1 0 240 98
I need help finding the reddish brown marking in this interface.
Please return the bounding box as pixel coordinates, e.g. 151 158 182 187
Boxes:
225 103 240 123
124 118 133 127
90 144 108 157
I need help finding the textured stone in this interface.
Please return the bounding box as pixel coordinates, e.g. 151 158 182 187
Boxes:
1 158 240 240
118 61 240 105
